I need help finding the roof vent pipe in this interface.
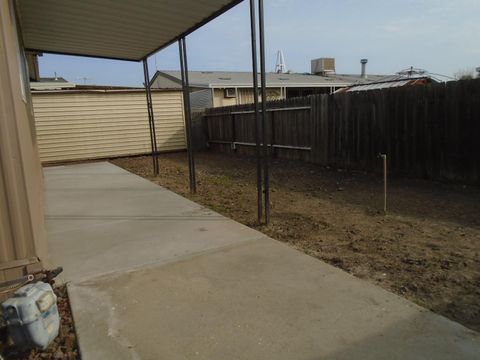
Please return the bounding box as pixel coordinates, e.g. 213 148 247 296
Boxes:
361 59 368 79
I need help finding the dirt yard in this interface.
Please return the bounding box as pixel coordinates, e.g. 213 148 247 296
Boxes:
113 152 480 332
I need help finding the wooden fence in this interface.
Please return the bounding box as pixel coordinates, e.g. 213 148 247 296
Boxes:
204 79 480 185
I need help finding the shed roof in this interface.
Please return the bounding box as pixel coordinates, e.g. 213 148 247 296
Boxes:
16 0 242 61
151 70 391 89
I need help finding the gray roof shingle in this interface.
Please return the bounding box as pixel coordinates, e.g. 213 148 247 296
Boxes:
151 70 391 89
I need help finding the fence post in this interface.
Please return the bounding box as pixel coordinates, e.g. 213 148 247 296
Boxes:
231 112 236 151
271 111 276 157
378 153 387 214
203 112 210 148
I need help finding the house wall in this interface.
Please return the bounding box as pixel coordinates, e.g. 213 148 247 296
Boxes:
237 88 283 104
33 90 186 163
0 0 48 290
212 88 237 107
212 87 284 108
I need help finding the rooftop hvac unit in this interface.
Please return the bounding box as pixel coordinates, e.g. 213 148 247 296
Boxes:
311 58 335 75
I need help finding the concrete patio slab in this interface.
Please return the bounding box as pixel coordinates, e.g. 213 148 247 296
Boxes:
44 162 480 359
69 238 479 360
44 162 266 283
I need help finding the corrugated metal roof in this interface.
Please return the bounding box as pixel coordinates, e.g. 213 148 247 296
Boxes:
345 80 411 92
151 70 391 89
339 77 432 93
17 0 242 61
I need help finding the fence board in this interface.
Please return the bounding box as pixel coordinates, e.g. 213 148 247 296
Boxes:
204 79 480 185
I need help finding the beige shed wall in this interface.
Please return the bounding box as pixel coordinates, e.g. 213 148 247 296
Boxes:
0 0 48 287
32 91 186 163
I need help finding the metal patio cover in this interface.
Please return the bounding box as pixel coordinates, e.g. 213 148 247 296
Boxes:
17 0 242 61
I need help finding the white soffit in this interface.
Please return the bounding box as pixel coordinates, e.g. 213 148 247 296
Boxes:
16 0 242 61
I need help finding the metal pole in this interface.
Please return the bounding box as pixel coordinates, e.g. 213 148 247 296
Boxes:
258 0 270 224
145 60 159 175
142 59 159 175
179 38 196 193
147 62 160 176
249 0 262 224
142 59 155 173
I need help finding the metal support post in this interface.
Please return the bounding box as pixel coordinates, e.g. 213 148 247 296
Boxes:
249 0 263 224
142 59 159 175
179 38 197 193
258 0 270 224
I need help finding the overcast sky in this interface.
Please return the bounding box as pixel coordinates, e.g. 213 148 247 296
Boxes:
38 0 480 87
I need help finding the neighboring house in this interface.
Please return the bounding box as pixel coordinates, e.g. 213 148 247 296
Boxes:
30 76 76 90
150 58 391 109
336 67 442 93
27 53 76 90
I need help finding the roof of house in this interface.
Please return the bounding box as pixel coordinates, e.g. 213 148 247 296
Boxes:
35 77 69 83
151 71 392 89
30 77 76 90
336 77 435 93
17 0 242 61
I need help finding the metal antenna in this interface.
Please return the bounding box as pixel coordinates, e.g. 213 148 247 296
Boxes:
275 50 287 73
76 76 91 85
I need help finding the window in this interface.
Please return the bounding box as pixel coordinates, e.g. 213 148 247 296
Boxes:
224 88 236 98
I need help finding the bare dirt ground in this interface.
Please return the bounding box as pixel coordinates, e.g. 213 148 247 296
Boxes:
112 151 480 332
